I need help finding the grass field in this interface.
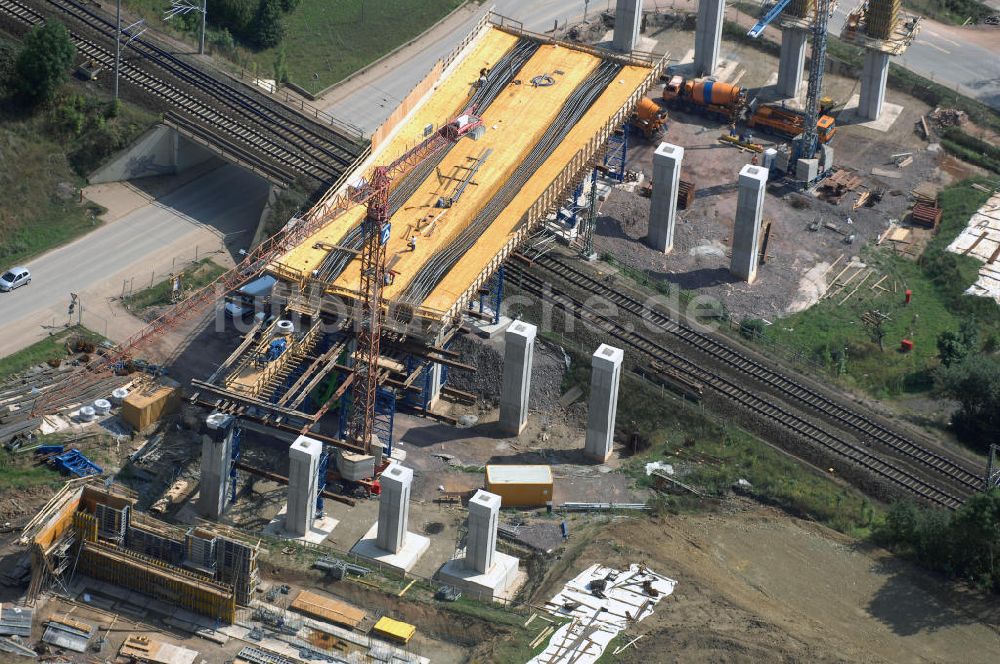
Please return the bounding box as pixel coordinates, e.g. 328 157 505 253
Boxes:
903 0 995 25
253 0 464 94
0 326 103 383
0 36 157 266
125 258 227 310
122 0 464 94
759 179 999 397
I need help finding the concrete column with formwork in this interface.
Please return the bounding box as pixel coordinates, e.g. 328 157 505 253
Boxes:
859 49 890 121
466 490 501 573
777 28 808 99
286 435 322 537
612 0 643 53
648 142 684 253
694 0 725 76
730 164 768 283
499 320 537 435
585 344 624 462
197 412 234 520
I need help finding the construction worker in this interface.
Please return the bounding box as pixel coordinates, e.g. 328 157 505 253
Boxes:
408 236 417 252
729 123 738 138
750 154 759 166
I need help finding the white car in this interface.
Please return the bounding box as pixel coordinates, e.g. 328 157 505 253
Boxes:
0 267 30 292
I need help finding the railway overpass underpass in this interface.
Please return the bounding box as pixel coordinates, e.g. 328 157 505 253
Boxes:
190 18 665 489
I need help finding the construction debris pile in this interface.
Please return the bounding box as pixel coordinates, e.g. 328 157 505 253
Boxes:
928 107 967 129
528 563 676 663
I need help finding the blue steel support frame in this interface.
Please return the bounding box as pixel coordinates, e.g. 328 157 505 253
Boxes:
557 181 586 227
604 128 627 182
374 387 396 456
316 448 329 515
229 427 242 504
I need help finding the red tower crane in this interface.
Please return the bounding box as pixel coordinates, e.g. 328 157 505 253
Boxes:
345 110 483 452
32 109 484 445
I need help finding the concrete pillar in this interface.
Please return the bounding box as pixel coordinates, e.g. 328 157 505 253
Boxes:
777 28 807 99
428 361 444 406
287 435 322 537
465 490 500 573
376 463 412 554
585 344 624 462
730 164 768 283
500 321 536 435
612 0 643 53
694 0 725 76
197 413 234 520
648 142 684 253
859 49 890 121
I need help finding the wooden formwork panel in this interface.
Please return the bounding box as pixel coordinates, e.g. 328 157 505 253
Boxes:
423 63 654 316
279 28 520 274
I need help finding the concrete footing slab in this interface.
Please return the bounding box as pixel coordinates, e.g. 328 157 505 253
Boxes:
470 311 511 339
838 94 904 132
263 504 338 544
437 551 522 602
350 522 430 575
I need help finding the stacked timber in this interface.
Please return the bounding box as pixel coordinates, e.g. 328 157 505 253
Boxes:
677 180 696 210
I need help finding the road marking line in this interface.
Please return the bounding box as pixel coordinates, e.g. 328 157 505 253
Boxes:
922 41 951 55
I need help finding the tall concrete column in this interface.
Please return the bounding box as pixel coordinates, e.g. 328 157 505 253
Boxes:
612 0 643 53
287 435 322 537
730 164 768 283
648 142 684 253
585 344 624 462
859 49 890 121
197 413 234 520
777 28 807 99
465 490 500 574
695 0 725 76
500 321 536 435
376 464 412 554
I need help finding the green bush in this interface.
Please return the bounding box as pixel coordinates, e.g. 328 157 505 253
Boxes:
14 21 75 104
252 0 285 49
875 490 1000 593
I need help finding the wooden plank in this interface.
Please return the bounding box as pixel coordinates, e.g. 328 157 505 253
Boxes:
290 590 366 629
963 231 989 256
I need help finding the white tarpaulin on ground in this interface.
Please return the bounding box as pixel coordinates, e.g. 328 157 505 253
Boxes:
947 192 1000 302
527 563 676 664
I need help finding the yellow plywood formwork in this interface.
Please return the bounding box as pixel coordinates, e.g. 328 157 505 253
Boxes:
279 28 520 275
485 465 553 507
290 590 366 629
121 384 181 432
332 44 600 299
421 64 652 314
77 540 236 622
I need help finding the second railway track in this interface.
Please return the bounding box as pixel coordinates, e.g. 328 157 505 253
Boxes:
529 253 984 495
506 259 972 510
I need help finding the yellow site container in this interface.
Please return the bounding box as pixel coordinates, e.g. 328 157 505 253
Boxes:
121 384 180 431
373 616 416 644
485 465 553 507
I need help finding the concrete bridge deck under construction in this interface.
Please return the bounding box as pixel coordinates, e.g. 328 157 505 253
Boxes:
267 18 664 331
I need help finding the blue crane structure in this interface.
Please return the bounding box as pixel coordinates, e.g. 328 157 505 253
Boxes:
746 0 831 162
746 0 795 38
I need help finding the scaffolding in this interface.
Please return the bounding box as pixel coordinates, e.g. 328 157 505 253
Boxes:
603 129 628 183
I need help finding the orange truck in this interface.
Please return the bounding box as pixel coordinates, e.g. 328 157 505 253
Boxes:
747 105 837 143
662 75 748 121
631 97 668 138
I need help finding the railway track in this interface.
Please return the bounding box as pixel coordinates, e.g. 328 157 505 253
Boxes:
505 262 969 510
529 253 984 495
2 0 363 185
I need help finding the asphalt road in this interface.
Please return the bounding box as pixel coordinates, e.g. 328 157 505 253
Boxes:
322 1 595 135
0 165 269 358
827 7 1000 111
324 0 1000 135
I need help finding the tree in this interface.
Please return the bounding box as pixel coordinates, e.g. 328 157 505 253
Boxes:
272 47 288 86
960 314 980 354
251 0 285 49
934 355 1000 448
14 21 75 103
207 0 257 35
937 330 967 367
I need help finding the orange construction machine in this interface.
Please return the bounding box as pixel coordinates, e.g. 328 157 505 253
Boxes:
662 75 748 121
748 105 837 143
631 97 668 138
